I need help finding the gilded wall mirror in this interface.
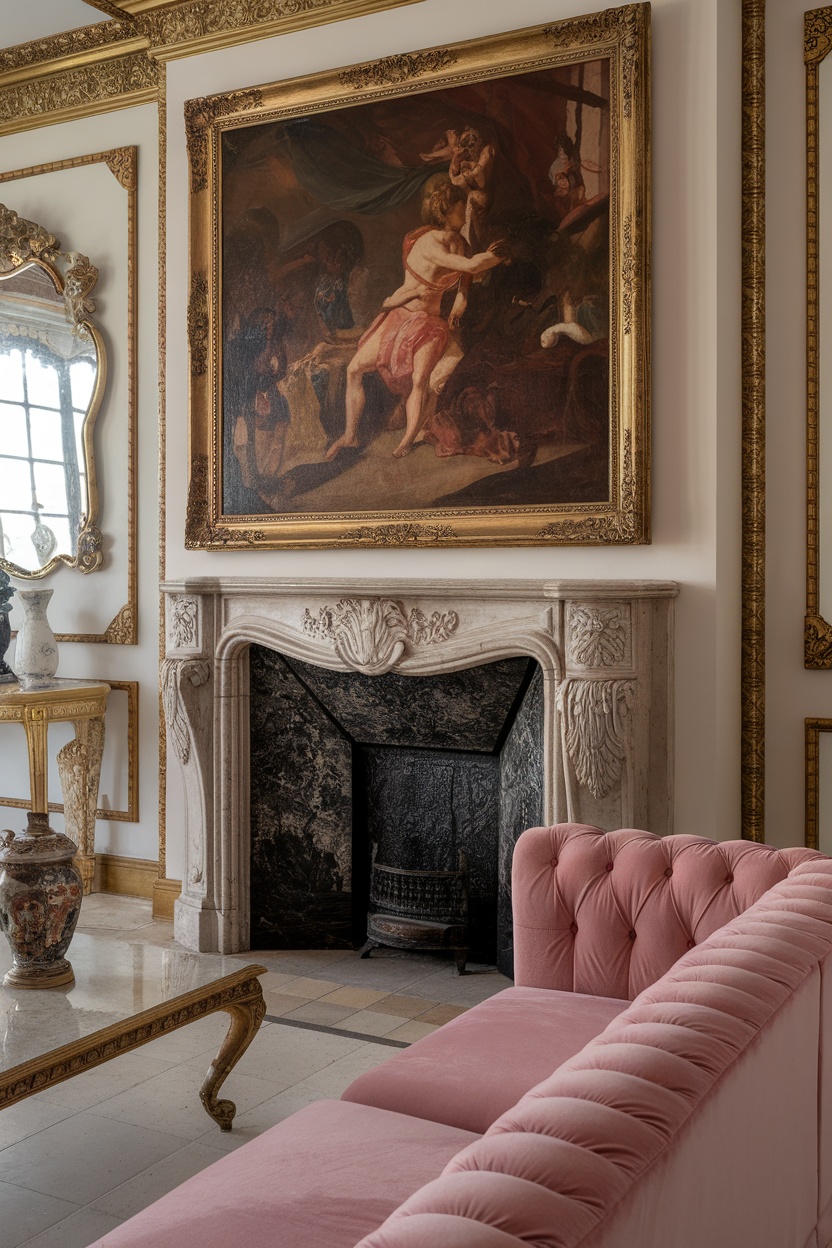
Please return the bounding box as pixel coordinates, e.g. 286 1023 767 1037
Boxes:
0 204 106 579
806 9 832 665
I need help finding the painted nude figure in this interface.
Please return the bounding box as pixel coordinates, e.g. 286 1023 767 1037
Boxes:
325 181 505 461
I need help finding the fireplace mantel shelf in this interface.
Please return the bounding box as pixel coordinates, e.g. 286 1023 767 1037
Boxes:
161 577 679 601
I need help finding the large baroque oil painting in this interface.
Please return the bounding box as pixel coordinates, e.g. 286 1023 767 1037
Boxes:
187 9 650 548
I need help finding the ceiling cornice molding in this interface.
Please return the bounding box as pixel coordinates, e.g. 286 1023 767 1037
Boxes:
0 51 158 138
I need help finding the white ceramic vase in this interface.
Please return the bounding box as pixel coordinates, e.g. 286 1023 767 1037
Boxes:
15 589 59 689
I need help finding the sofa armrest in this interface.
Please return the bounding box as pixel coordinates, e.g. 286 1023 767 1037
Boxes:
510 823 822 999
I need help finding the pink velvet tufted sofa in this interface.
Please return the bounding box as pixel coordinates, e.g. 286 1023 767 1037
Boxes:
91 825 832 1248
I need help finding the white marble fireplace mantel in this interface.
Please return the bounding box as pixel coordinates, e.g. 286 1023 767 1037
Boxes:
161 578 678 953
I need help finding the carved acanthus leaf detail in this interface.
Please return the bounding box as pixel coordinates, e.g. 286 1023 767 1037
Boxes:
171 596 199 649
64 253 98 323
340 50 458 90
188 273 209 377
339 523 456 546
805 615 832 670
104 604 137 646
805 9 832 65
558 678 635 800
161 658 211 766
104 147 137 191
185 90 263 193
567 605 629 668
0 204 59 272
0 22 131 77
302 598 459 674
0 53 158 130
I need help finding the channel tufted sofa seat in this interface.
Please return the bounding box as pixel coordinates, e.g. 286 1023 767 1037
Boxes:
90 826 832 1248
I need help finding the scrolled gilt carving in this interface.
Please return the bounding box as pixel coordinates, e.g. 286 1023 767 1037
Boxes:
805 615 832 669
567 605 629 667
185 90 263 194
621 215 635 335
339 523 456 545
339 50 459 90
0 22 131 78
161 658 212 766
188 272 209 377
539 431 637 541
0 204 59 271
805 7 832 64
63 254 98 324
0 53 158 133
75 525 104 574
302 597 459 674
558 677 635 800
103 604 137 646
103 147 137 191
185 454 266 548
544 3 641 116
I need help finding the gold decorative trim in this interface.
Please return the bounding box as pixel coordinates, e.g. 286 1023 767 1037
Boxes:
544 3 641 117
0 680 139 822
741 0 766 842
804 717 832 848
0 52 158 138
96 853 158 897
82 0 140 21
185 455 266 548
339 523 457 545
185 91 262 194
187 271 209 374
152 876 180 919
0 149 139 643
0 23 140 88
339 49 458 90
622 215 636 335
143 0 425 62
805 8 832 665
0 964 267 1135
538 431 638 541
158 67 168 880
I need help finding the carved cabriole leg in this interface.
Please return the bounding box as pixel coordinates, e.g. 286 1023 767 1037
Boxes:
21 706 49 814
200 988 267 1130
57 716 105 895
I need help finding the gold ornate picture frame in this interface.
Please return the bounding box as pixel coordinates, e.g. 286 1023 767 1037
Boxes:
186 6 651 550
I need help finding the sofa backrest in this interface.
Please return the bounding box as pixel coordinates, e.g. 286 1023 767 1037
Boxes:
511 823 821 999
357 857 832 1248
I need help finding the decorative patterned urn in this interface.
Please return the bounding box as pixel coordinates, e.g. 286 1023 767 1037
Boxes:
0 812 83 988
14 588 58 689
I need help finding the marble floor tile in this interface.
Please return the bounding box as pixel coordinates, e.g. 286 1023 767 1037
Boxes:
90 1141 230 1220
76 895 152 931
367 993 446 1018
385 1021 440 1042
275 975 346 1000
0 1111 185 1204
333 1009 410 1037
402 968 511 1005
87 1062 285 1143
262 990 317 1016
0 1179 80 1248
413 1003 469 1025
17 1206 124 1248
129 1013 229 1062
0 1096 77 1150
318 985 389 1009
283 1000 356 1026
34 1050 179 1112
185 1018 366 1088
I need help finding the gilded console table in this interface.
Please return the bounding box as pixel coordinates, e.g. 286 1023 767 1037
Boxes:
0 679 110 894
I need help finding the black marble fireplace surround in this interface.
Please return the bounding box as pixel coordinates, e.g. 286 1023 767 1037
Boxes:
249 645 544 976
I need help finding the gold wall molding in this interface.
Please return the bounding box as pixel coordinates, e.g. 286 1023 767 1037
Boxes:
96 853 157 897
152 876 181 919
339 49 458 90
741 0 766 842
805 8 832 666
804 717 832 848
158 67 168 882
0 53 158 138
0 680 138 823
0 23 140 88
0 150 139 645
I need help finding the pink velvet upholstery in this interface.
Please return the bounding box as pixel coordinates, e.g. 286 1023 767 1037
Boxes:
342 986 627 1134
87 1099 479 1248
358 859 832 1248
512 823 820 998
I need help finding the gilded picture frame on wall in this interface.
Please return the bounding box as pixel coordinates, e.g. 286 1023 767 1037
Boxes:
185 4 651 550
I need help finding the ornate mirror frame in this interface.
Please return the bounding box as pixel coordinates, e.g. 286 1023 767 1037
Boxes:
805 7 832 666
0 203 107 578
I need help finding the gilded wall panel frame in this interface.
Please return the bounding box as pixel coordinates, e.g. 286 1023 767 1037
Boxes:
0 149 138 645
805 7 832 667
741 0 766 841
805 716 832 848
186 7 652 551
0 678 139 823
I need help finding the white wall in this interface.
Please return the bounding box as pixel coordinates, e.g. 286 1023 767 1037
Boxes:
162 0 743 878
0 105 160 860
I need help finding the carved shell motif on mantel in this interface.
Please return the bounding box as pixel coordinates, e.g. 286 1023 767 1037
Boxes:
302 598 459 676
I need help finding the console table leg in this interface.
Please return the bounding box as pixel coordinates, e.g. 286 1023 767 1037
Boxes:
57 715 105 895
199 989 267 1130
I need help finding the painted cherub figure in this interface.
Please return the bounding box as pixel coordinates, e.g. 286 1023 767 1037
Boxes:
420 126 495 248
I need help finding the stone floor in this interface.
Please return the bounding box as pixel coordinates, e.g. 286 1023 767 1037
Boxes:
1 893 512 1247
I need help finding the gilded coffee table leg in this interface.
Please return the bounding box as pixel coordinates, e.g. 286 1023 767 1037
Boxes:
199 982 267 1130
57 715 105 895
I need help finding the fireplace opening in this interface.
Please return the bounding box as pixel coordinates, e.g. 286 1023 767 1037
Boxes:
248 644 544 976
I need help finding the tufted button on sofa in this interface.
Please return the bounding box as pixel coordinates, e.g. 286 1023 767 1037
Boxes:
90 825 832 1248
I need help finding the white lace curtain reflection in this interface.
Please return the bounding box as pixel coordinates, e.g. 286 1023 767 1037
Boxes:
0 336 94 571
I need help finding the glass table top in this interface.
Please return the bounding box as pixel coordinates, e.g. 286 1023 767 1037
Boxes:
0 933 249 1077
